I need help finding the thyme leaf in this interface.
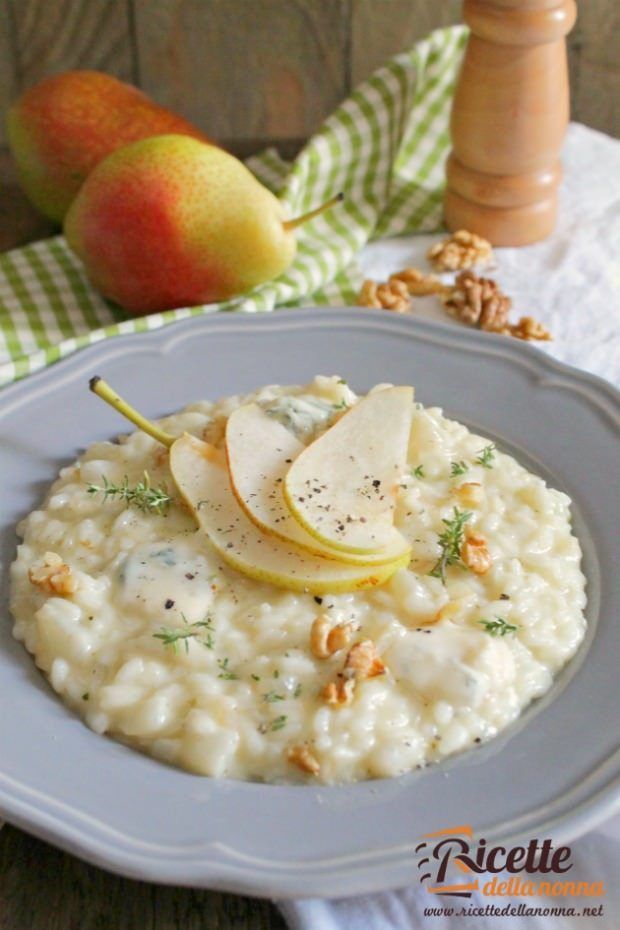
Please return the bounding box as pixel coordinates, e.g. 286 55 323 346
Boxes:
217 657 238 680
478 617 518 637
153 614 214 653
475 444 496 469
450 460 468 477
263 691 285 703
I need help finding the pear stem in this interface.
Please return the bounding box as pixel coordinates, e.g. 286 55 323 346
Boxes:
89 376 175 448
282 192 344 232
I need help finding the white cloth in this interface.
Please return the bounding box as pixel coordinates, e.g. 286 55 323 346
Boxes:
279 831 619 930
360 124 620 384
277 123 620 928
279 830 620 930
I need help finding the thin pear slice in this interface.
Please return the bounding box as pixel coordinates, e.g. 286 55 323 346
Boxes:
225 403 411 566
284 386 414 554
170 433 409 594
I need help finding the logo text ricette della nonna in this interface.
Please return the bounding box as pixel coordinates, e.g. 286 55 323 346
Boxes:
417 825 605 899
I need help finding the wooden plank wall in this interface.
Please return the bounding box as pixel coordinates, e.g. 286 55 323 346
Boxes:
133 0 350 157
1 0 619 154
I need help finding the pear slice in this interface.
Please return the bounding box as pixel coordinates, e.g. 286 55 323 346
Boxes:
170 433 409 594
225 403 411 566
283 386 414 554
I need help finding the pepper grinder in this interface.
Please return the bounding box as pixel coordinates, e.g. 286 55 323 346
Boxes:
444 0 577 246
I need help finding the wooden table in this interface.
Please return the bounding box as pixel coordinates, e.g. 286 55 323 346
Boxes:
0 824 287 929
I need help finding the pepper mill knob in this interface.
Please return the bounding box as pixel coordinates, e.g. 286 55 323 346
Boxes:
444 0 577 246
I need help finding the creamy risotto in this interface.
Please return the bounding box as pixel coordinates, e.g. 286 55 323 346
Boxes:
9 376 587 783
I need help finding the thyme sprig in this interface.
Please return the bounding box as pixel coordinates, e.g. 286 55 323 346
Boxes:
475 444 496 469
154 614 214 653
87 471 172 515
412 464 425 479
450 460 468 477
478 617 518 637
429 507 472 584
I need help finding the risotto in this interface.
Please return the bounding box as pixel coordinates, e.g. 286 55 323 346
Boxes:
9 376 587 783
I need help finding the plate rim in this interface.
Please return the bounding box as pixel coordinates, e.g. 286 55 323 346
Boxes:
2 307 620 417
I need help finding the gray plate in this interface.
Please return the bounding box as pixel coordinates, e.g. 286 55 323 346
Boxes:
1 308 619 899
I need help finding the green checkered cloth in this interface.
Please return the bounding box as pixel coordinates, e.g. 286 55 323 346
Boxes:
0 26 467 388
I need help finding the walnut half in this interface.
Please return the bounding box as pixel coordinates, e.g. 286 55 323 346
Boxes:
358 279 410 314
443 271 511 332
443 272 552 342
310 616 354 659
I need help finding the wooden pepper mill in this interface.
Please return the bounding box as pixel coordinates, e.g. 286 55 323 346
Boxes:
444 0 577 246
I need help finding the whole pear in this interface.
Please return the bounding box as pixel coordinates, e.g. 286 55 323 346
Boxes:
7 71 211 222
64 134 300 314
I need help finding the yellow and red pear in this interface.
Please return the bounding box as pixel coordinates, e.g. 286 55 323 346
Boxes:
7 71 211 223
64 134 339 315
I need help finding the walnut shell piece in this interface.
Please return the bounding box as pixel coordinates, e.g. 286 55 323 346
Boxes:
343 639 386 680
455 482 484 508
358 279 382 309
389 267 447 297
427 229 494 271
286 744 320 775
28 552 77 597
323 678 356 707
508 316 553 342
310 615 332 659
323 640 385 709
461 529 493 575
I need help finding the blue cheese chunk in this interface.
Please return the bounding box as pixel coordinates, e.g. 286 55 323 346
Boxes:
115 542 216 623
